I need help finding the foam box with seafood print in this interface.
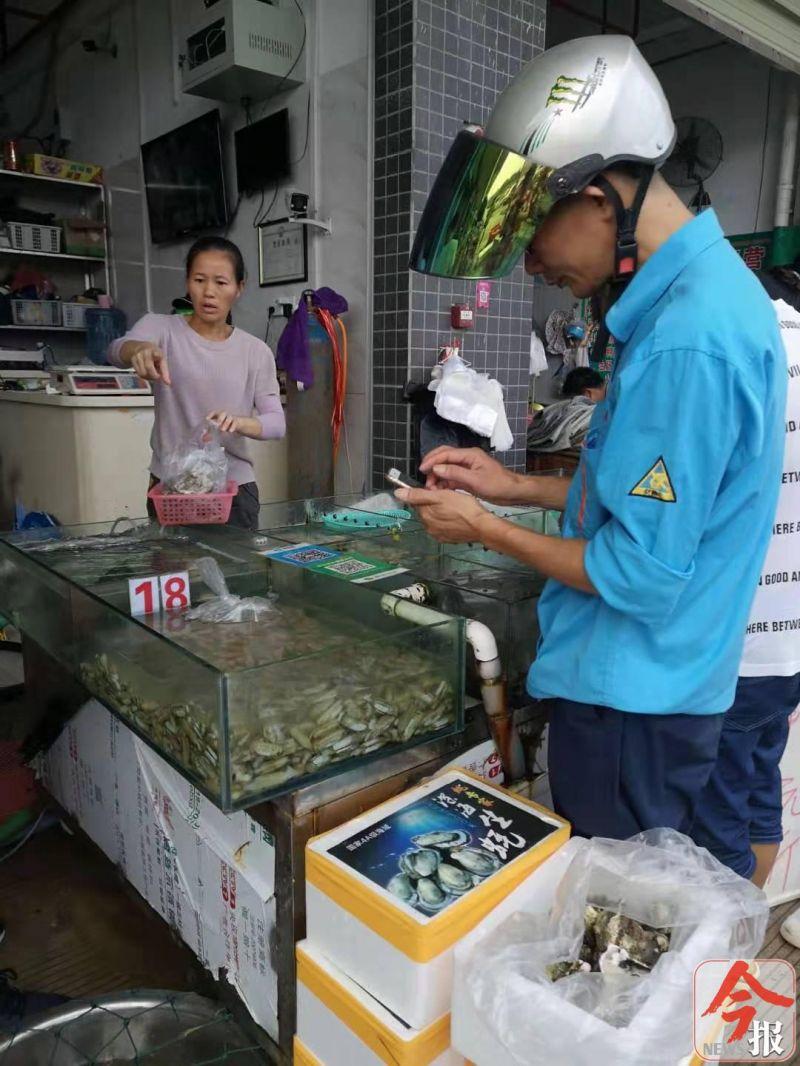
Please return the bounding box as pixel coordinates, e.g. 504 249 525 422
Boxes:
305 769 569 1029
39 700 279 1039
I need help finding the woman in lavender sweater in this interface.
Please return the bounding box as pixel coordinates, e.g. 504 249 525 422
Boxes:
109 236 285 530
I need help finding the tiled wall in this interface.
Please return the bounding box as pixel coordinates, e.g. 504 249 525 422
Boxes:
372 0 546 485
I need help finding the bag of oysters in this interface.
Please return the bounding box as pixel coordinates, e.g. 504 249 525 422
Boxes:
161 423 229 495
460 829 768 1066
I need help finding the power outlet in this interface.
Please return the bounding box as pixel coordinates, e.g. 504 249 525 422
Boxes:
269 296 293 317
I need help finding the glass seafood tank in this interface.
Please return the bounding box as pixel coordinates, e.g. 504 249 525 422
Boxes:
258 504 558 705
0 522 465 811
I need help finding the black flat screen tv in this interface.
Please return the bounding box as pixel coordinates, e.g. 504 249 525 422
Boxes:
235 108 291 195
141 110 228 244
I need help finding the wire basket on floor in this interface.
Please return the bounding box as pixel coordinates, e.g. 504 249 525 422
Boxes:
148 481 238 525
0 990 269 1064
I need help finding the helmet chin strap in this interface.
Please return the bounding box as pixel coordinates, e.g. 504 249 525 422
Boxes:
589 166 654 369
592 166 654 281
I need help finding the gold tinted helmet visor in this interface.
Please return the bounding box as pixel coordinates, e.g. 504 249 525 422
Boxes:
410 130 555 280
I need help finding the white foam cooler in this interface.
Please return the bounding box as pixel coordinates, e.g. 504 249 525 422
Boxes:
296 939 463 1065
305 768 570 1029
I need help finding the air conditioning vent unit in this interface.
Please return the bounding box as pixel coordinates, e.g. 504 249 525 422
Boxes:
180 0 305 102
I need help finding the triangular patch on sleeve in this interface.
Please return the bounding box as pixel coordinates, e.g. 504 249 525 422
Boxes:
629 457 676 503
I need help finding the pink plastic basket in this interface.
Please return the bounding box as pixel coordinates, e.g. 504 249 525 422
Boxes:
148 480 238 525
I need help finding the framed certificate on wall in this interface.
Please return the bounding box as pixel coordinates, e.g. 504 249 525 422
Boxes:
258 219 308 287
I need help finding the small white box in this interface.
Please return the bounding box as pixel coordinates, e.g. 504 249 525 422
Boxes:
297 940 462 1066
305 768 570 1029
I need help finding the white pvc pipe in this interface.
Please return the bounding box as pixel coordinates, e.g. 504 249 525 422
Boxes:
380 591 446 627
385 583 429 604
775 79 800 228
465 619 503 680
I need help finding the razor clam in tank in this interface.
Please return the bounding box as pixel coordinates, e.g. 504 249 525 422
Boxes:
0 519 464 811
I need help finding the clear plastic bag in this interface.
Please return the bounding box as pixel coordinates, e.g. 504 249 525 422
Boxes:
161 424 228 495
428 354 513 451
186 557 277 624
463 830 769 1066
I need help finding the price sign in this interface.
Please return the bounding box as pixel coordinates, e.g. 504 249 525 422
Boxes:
160 571 190 611
128 572 191 616
129 576 159 617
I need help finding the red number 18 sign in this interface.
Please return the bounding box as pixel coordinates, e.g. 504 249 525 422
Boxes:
129 572 191 616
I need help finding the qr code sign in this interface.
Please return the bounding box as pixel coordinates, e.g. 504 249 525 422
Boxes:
324 558 374 576
291 548 332 564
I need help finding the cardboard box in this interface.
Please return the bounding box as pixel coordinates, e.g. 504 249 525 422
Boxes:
24 154 103 185
41 700 278 1038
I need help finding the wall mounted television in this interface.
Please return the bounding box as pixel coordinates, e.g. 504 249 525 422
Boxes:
235 108 291 195
141 109 228 244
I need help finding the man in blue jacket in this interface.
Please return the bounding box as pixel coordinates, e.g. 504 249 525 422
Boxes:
397 35 786 840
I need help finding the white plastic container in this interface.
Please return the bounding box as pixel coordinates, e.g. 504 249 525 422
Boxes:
297 940 463 1066
305 768 570 1029
9 220 61 254
10 298 61 327
61 301 88 329
451 838 736 1066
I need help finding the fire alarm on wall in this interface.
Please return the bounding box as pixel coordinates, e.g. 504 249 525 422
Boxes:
450 304 474 329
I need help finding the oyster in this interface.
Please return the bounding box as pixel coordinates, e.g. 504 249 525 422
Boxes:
604 914 670 970
579 905 671 972
546 959 591 983
387 873 417 905
411 829 469 850
400 848 441 879
416 877 447 910
598 943 649 978
436 863 473 895
449 846 501 878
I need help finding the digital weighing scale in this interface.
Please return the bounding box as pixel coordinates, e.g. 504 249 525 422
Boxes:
51 365 152 396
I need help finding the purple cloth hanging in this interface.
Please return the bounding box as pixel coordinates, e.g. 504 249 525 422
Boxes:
276 288 348 389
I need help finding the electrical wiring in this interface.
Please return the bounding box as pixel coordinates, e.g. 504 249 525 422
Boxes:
753 66 773 232
256 0 307 120
313 308 348 463
224 192 243 235
253 184 280 229
292 88 312 166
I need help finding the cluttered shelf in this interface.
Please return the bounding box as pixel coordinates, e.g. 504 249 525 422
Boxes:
0 248 105 264
0 324 86 332
0 167 103 193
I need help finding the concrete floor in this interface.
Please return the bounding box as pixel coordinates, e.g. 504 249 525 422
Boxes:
0 824 207 1000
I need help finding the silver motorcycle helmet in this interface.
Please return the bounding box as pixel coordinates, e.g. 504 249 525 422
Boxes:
410 35 676 280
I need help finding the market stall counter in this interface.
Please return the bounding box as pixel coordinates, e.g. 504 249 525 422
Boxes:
0 500 558 1060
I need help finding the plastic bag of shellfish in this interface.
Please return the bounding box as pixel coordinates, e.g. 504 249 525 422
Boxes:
185 557 277 624
461 829 769 1066
161 423 229 495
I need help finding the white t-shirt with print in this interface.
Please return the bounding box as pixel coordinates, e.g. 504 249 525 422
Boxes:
741 298 800 677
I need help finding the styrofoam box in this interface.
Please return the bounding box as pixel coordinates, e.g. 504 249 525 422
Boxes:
297 940 463 1065
451 838 730 1066
305 768 570 1030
